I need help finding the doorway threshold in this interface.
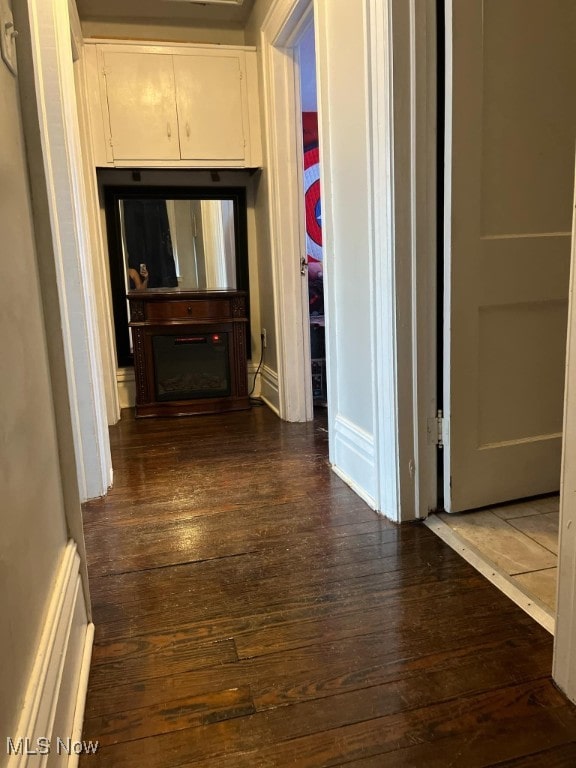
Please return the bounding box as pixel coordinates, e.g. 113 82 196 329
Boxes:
425 513 556 635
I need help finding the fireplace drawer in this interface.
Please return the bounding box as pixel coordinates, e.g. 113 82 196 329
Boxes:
146 299 232 322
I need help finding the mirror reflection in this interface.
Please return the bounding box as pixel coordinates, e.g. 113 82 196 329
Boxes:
120 198 237 292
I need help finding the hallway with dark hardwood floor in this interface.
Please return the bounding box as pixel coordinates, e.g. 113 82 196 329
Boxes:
80 407 576 767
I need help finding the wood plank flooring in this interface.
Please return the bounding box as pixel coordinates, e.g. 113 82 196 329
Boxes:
80 407 576 767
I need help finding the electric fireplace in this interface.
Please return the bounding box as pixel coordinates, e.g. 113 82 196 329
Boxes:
153 333 231 401
128 290 249 417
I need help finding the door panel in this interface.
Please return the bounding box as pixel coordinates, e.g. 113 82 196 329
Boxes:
444 0 576 512
103 52 180 161
174 54 246 162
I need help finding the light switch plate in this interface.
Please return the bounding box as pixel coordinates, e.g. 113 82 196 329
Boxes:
0 0 17 76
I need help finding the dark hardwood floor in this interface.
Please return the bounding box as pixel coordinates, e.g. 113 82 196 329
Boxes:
80 406 576 767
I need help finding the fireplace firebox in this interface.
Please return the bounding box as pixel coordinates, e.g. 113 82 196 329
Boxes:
128 290 250 417
153 333 231 401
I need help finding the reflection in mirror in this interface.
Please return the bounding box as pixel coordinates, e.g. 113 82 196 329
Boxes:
120 198 237 292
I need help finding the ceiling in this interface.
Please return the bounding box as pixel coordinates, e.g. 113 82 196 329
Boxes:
76 0 257 25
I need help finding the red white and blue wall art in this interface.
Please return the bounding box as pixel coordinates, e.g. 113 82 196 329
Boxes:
302 112 323 271
302 112 324 318
304 143 322 265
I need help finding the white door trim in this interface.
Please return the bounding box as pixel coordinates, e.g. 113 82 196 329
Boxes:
22 0 112 500
408 0 439 518
368 0 438 520
257 0 315 422
554 159 576 704
258 0 437 518
364 0 402 517
73 33 122 426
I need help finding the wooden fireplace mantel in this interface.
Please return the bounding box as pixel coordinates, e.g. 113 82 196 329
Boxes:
128 289 250 417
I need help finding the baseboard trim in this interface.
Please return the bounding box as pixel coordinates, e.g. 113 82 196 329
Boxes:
67 622 95 768
116 367 135 410
260 364 280 416
247 361 260 398
331 464 377 510
7 540 92 768
332 415 377 507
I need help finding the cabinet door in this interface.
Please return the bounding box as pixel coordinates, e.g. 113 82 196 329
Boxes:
174 53 246 162
103 52 180 161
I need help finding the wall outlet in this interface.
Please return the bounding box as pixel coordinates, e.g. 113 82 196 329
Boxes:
261 328 267 348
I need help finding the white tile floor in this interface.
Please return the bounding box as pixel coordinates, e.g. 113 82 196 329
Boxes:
434 495 559 614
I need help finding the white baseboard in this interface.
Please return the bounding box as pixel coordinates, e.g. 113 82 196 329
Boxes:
65 622 95 768
247 362 261 398
259 364 280 416
7 541 94 767
116 367 135 410
331 464 377 510
332 414 377 508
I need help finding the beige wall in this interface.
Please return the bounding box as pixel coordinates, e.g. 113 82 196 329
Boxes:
81 18 246 45
0 42 69 737
249 170 278 370
244 0 269 42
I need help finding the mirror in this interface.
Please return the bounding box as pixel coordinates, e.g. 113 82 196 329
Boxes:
104 186 249 367
121 198 238 292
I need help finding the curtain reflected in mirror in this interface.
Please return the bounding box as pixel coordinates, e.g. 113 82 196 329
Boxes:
120 198 237 292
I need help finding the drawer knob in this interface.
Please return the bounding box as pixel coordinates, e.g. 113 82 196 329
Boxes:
187 306 193 314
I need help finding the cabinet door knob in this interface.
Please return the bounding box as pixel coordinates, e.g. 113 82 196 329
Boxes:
167 122 172 138
186 122 190 138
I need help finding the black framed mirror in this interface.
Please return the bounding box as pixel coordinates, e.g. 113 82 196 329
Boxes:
104 185 250 368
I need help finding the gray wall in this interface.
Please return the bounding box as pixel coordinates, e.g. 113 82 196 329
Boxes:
0 25 69 739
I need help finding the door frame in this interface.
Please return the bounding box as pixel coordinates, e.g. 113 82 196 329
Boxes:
18 0 112 502
257 0 316 423
364 0 438 520
258 0 438 520
386 0 439 519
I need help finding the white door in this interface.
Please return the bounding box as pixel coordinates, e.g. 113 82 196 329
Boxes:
444 0 576 512
103 52 180 161
173 53 246 162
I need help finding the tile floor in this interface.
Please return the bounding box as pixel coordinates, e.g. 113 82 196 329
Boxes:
436 495 559 614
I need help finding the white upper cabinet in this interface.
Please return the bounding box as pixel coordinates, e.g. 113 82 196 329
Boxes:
103 51 181 161
84 42 262 168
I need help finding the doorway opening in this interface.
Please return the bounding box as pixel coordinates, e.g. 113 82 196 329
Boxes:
259 0 333 428
295 21 327 415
